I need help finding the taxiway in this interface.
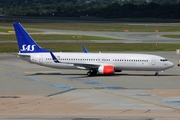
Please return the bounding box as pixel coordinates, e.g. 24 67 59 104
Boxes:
0 52 180 120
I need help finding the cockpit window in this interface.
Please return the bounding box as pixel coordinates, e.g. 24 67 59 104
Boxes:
160 59 168 62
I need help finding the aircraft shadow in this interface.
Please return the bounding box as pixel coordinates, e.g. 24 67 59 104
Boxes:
25 72 85 76
71 73 180 78
25 72 180 78
117 73 180 77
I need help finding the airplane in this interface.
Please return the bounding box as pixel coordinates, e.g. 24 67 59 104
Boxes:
13 22 174 76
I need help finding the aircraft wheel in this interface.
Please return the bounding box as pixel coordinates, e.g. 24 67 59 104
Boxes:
87 71 92 76
155 72 159 76
92 70 97 76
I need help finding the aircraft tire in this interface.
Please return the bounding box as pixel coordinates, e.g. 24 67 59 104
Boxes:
155 72 159 76
87 71 91 76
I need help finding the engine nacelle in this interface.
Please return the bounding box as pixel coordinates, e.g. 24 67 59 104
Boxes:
98 65 114 75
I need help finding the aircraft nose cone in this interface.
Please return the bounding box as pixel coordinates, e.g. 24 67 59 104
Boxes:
169 62 174 68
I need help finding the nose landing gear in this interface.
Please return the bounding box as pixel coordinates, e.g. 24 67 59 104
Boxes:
155 70 164 76
155 72 159 76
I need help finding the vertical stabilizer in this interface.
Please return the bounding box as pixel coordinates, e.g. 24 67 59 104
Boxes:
82 46 88 53
13 22 50 53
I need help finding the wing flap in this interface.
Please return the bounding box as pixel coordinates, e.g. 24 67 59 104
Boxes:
73 63 100 69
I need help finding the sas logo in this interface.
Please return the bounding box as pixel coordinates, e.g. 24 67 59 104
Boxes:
20 44 36 51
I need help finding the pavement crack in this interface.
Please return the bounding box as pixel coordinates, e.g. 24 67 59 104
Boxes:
46 88 76 97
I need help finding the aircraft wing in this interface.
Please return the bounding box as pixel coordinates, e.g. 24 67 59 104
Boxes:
50 52 101 70
72 63 100 70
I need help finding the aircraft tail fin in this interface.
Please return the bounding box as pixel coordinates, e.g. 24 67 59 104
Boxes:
13 22 50 53
82 46 88 53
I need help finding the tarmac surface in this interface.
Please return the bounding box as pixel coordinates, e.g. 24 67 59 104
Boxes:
42 30 180 43
0 22 180 119
0 52 180 120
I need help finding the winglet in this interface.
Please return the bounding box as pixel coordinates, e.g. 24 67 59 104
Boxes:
13 22 50 53
82 46 88 53
50 52 60 63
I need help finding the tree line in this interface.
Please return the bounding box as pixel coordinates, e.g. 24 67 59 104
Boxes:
0 0 180 19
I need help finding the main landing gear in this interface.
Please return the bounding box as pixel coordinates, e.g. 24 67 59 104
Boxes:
87 70 97 76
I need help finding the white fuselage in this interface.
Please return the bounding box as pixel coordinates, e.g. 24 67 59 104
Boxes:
18 52 174 72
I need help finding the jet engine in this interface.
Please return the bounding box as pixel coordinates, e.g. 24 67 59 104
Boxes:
98 65 114 75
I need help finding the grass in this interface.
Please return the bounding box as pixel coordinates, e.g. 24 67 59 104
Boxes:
0 34 119 41
0 28 14 33
0 22 179 52
0 43 179 52
0 22 180 32
162 35 180 39
0 28 41 33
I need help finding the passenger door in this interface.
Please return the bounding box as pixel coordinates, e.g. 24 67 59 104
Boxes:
151 57 156 65
39 56 43 65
